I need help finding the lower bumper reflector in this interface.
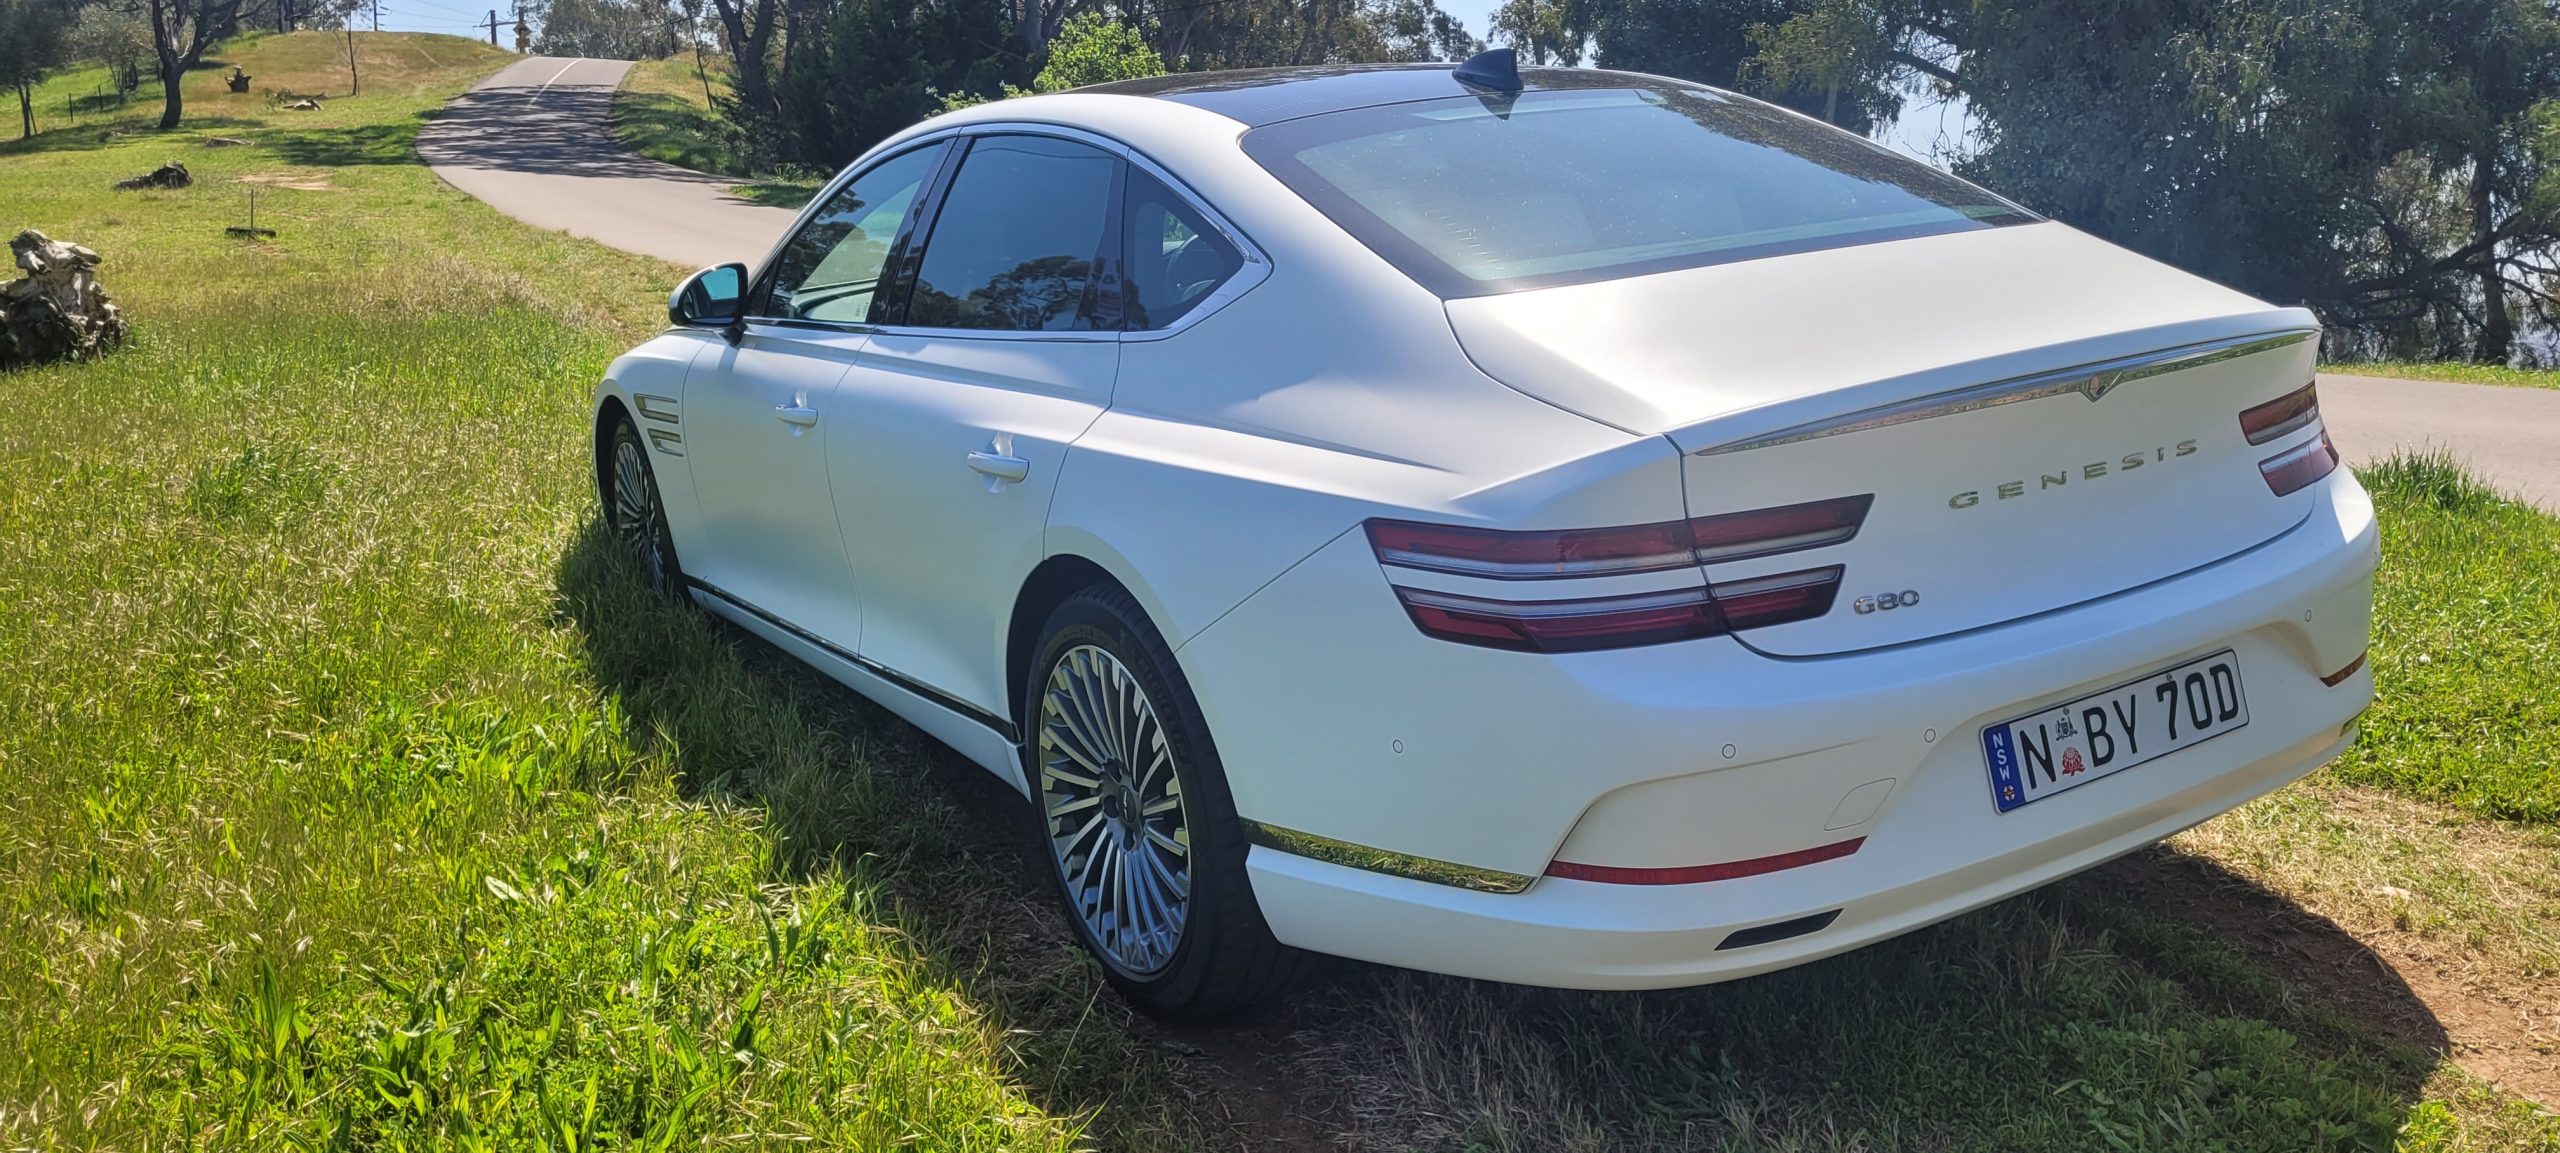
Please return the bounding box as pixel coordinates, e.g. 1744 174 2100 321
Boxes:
1716 909 1843 951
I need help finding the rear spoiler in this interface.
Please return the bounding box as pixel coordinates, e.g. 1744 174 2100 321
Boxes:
1669 308 2321 458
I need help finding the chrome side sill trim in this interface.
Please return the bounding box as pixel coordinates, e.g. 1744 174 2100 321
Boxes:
1241 820 1536 894
1689 329 2319 457
685 576 1021 745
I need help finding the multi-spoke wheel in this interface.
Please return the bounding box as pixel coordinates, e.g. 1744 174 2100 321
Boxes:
605 416 681 593
1037 644 1193 976
1025 586 1317 1017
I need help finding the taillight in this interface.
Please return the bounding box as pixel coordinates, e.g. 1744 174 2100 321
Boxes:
2238 382 2338 496
1364 518 1696 579
1366 494 1872 581
1369 494 1871 652
1688 495 1873 563
2259 431 2340 496
1390 567 1843 654
2238 382 2321 445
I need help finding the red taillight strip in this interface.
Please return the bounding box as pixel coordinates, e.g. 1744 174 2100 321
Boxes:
1366 495 1874 581
1547 837 1867 885
1701 565 1847 630
1392 566 1844 653
2259 431 2340 496
1366 518 1697 580
2239 383 2321 446
2320 651 2368 687
1689 494 1876 563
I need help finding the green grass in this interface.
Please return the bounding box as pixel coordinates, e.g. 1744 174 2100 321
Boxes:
2327 360 2560 389
0 33 1197 1150
6 37 2560 1150
612 55 821 209
2333 450 2560 822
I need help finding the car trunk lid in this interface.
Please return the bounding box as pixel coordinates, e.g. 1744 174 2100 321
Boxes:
1443 222 2326 655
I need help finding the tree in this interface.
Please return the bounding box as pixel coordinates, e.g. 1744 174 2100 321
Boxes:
67 5 151 94
1490 0 1578 65
1031 11 1157 88
703 0 782 154
143 0 246 128
1576 0 2560 362
764 0 1024 167
533 0 682 58
0 0 76 139
1129 0 1473 69
1362 0 1480 62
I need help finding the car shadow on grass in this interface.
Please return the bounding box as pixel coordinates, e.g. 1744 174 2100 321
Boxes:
554 518 2452 1151
552 517 1340 1149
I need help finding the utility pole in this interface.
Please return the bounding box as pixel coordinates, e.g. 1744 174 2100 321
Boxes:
484 8 501 44
371 0 380 32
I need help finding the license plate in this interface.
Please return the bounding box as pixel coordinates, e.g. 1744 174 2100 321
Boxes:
1982 650 2248 813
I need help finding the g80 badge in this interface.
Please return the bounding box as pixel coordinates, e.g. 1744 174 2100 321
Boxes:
1853 590 1919 615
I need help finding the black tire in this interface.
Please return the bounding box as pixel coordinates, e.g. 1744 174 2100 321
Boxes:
604 414 683 596
1022 584 1319 1019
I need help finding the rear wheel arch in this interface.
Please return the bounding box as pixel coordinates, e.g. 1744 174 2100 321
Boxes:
1007 554 1128 731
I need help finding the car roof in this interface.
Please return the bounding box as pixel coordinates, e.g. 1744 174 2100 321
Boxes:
1077 63 1678 128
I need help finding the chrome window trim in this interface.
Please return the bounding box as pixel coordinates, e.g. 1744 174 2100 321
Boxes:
1240 819 1536 894
1688 329 2320 457
851 120 1271 344
744 138 958 327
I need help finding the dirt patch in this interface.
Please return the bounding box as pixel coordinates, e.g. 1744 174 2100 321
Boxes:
2145 784 2560 1107
1156 1010 1346 1152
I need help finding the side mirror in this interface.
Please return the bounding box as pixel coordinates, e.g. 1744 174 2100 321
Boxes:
669 263 748 327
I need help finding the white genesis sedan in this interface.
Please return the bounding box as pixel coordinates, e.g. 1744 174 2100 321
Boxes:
594 51 2378 1017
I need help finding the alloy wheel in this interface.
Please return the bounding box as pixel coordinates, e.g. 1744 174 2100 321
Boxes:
1036 644 1193 976
609 431 670 589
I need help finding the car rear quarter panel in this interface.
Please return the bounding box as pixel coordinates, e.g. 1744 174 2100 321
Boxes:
1047 262 1672 658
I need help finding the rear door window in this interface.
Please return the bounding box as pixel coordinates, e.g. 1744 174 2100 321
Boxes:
900 135 1122 332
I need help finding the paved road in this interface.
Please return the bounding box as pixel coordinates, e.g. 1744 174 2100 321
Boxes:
422 60 2557 509
2318 373 2560 511
417 56 793 270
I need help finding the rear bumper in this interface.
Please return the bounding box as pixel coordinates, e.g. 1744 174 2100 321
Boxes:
1176 470 2377 989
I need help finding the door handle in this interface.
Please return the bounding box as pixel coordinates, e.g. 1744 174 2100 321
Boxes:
966 450 1030 485
774 404 818 428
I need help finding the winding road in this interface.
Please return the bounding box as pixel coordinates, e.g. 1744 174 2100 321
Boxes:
421 56 2560 509
416 56 793 269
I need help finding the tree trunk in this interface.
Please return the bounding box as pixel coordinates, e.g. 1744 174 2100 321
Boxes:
149 0 185 130
2471 155 2512 366
17 82 30 139
708 0 778 124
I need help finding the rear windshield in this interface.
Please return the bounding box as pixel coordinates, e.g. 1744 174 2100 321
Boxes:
1241 85 2037 296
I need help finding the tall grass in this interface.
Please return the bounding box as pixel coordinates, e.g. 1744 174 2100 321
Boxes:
2336 449 2560 822
0 35 1203 1150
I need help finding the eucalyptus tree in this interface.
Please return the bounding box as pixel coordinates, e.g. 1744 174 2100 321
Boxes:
0 0 76 138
